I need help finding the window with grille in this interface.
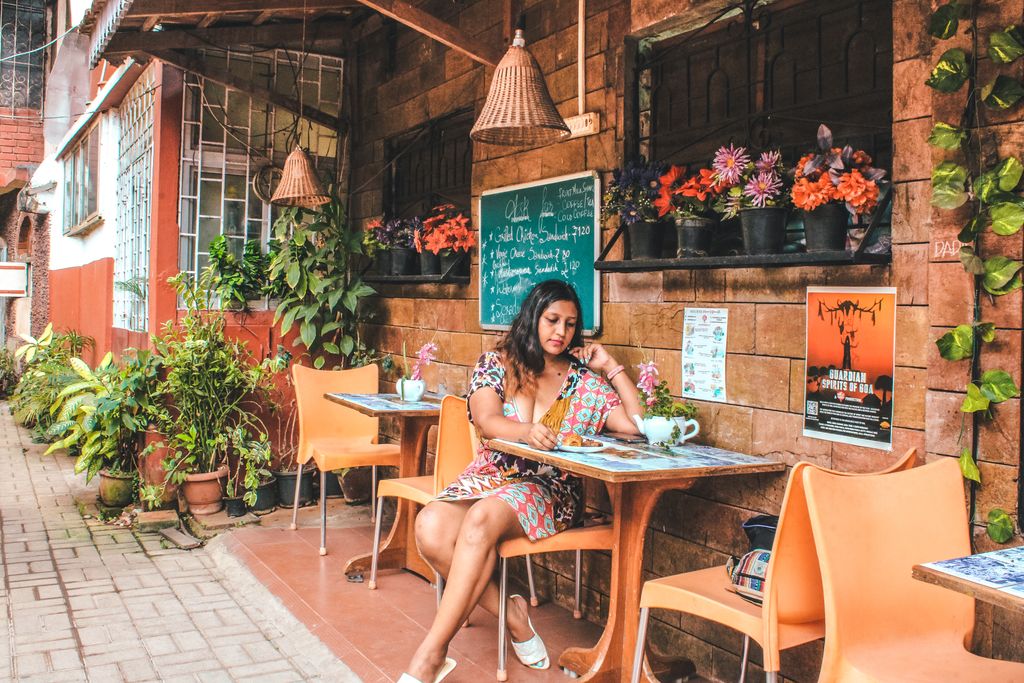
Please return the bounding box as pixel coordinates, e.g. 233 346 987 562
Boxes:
62 125 100 234
114 70 155 332
636 0 892 172
177 49 342 283
0 0 45 110
386 109 473 218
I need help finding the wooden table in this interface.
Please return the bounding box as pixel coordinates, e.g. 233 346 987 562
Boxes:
489 436 785 682
324 392 441 581
913 545 1024 615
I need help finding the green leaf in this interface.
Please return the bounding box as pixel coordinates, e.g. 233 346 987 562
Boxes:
936 324 974 361
931 162 969 209
986 271 1023 297
976 322 997 343
995 157 1023 192
280 305 300 335
313 356 326 369
982 75 1024 109
958 447 981 483
989 25 1024 64
299 320 316 349
982 256 1024 295
286 262 301 288
990 202 1024 236
959 245 985 275
928 3 962 39
958 215 986 242
322 342 340 354
342 291 358 313
927 122 967 150
925 48 969 92
979 369 1020 403
961 382 991 413
987 508 1015 543
339 335 354 356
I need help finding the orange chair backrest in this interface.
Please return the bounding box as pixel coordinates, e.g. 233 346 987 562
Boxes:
433 395 476 494
292 363 380 465
803 458 974 663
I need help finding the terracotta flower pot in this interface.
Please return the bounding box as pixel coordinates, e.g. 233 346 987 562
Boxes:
143 429 177 508
98 469 134 508
182 465 229 516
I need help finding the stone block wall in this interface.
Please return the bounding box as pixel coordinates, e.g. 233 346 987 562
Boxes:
348 0 1024 679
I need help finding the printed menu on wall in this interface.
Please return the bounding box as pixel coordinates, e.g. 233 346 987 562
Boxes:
804 286 896 450
681 307 728 403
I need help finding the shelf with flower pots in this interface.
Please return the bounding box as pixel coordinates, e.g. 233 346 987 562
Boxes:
362 206 474 285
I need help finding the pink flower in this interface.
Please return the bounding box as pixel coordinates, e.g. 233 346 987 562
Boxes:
636 361 659 406
755 150 782 173
410 342 438 381
742 171 783 207
712 144 750 187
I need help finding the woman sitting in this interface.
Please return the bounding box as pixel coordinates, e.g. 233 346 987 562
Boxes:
400 279 642 683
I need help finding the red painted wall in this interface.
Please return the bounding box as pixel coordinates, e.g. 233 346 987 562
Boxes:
48 258 113 365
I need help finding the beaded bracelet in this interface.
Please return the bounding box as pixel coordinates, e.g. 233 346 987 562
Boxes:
605 364 625 381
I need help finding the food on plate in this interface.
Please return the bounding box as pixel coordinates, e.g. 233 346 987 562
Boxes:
562 434 602 448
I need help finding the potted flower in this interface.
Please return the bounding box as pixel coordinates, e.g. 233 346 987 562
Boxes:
602 159 666 259
714 146 792 255
378 217 420 275
631 361 699 446
397 341 438 402
655 165 726 257
419 206 476 276
363 218 389 274
224 428 273 518
791 125 887 251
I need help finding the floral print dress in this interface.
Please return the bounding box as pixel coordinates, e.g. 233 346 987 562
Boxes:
435 351 622 540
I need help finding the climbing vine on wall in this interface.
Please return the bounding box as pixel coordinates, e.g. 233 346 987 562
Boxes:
926 2 1024 543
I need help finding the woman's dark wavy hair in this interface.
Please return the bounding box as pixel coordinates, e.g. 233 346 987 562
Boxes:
497 279 584 393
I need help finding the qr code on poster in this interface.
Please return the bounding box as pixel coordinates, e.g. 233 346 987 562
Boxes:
806 401 819 417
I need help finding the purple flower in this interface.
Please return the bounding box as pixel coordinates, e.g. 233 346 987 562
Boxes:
712 144 750 186
743 171 784 207
410 342 438 381
755 150 782 173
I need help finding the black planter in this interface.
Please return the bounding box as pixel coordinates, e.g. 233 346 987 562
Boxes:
323 470 344 499
802 203 850 252
740 208 788 255
675 217 716 257
628 221 662 260
419 251 442 275
250 478 277 513
390 247 418 275
440 249 470 276
373 251 391 275
275 468 315 508
224 496 247 518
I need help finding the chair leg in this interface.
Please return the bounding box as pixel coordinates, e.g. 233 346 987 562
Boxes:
739 634 750 683
369 494 386 589
319 469 328 556
630 607 651 683
370 465 378 520
289 461 304 531
497 557 508 682
525 554 538 607
573 548 583 619
765 673 778 683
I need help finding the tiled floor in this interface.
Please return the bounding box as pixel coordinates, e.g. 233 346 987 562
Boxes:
222 524 605 683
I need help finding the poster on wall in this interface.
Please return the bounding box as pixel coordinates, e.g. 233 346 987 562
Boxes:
804 286 896 450
681 307 728 403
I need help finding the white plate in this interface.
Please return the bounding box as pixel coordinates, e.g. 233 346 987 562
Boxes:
557 443 606 454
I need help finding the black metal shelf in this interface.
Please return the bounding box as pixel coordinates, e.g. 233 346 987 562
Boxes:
595 250 891 272
363 273 470 285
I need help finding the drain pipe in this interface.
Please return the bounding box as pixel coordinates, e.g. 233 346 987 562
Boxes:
566 0 599 137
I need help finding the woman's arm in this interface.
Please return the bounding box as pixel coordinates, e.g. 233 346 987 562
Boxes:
569 343 643 435
469 386 559 450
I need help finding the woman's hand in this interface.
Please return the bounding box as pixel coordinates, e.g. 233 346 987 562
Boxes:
569 342 617 375
523 422 559 450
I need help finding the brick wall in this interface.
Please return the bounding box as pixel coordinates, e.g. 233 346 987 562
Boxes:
0 110 44 170
349 0 1024 679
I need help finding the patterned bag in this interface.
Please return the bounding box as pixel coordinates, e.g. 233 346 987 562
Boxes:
726 549 772 605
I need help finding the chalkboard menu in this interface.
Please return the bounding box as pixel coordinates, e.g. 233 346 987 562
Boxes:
478 171 601 333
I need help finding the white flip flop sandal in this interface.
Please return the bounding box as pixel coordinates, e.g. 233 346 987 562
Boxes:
509 595 550 670
397 657 457 683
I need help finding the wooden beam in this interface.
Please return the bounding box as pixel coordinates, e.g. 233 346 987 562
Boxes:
142 15 161 31
197 13 223 29
107 21 349 54
253 10 274 25
146 49 347 133
127 0 357 18
353 0 502 66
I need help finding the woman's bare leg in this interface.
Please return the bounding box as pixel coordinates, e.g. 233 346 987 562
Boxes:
406 497 532 681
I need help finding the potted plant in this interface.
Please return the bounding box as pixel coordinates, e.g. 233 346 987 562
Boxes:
631 360 699 446
224 428 273 517
363 217 389 274
602 159 666 259
655 165 726 257
396 341 438 402
791 125 887 251
208 235 273 311
714 146 792 254
418 204 476 276
378 216 419 275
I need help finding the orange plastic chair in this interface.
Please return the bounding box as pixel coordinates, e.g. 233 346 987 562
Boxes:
290 364 400 556
369 395 475 596
804 457 1024 682
631 447 918 683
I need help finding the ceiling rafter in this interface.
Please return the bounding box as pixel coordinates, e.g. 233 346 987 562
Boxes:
126 0 359 18
196 13 223 29
106 21 349 55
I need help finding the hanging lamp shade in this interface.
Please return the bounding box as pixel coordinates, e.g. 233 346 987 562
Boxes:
470 29 570 147
271 146 331 208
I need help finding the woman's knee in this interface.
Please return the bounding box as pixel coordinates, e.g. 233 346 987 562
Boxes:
458 499 514 547
415 503 457 559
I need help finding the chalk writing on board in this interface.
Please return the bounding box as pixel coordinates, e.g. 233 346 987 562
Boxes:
479 172 601 332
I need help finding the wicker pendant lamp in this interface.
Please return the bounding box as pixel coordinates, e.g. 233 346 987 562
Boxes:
470 28 570 146
270 146 331 208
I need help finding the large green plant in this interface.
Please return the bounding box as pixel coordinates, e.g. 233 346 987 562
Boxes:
208 235 285 308
925 2 1024 543
11 324 94 440
269 197 377 369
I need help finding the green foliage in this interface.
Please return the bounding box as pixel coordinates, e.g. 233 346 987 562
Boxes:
958 447 981 484
639 380 698 420
989 25 1024 63
987 508 1015 543
958 245 985 275
935 323 996 361
989 202 1024 236
981 255 1023 296
926 122 967 150
11 325 95 440
925 48 969 92
225 428 273 505
958 214 987 242
207 235 283 309
981 75 1024 109
927 3 964 40
960 370 1020 414
269 196 379 370
930 162 969 209
0 347 18 397
973 157 1023 204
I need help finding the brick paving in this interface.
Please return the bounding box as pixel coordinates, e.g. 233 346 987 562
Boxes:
0 407 360 683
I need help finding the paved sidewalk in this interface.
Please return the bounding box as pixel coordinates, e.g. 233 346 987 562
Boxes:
0 407 360 683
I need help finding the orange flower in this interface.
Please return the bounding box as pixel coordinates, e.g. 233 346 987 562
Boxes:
794 154 816 179
654 186 674 218
836 169 879 215
791 175 838 211
659 165 687 190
